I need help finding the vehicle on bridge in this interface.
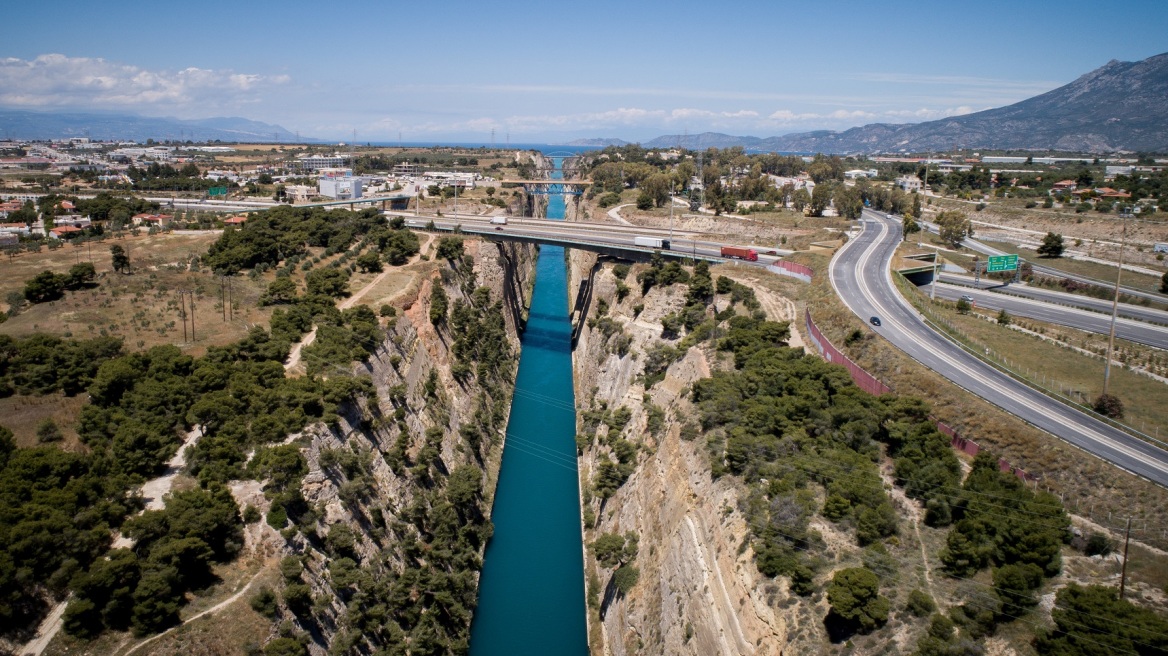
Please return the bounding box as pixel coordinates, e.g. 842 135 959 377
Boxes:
634 236 670 249
721 246 758 261
490 216 508 225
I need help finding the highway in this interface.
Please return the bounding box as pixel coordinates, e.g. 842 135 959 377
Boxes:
832 210 1168 487
386 212 790 264
919 219 1168 304
938 273 1168 325
926 282 1168 349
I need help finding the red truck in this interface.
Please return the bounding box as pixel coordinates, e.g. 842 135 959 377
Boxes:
720 246 758 261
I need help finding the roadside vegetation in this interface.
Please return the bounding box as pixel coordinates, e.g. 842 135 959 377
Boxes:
578 256 1168 654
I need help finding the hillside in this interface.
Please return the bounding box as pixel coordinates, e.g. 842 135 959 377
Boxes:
0 109 310 142
639 52 1168 153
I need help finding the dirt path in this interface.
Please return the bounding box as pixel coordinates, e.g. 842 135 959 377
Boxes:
19 424 209 656
606 203 634 226
721 271 806 350
284 234 435 372
18 599 68 656
120 566 268 656
139 427 203 511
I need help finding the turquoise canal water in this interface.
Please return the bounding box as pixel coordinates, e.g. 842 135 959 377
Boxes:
468 161 589 655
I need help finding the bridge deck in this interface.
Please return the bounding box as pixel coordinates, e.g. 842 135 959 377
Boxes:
499 179 592 186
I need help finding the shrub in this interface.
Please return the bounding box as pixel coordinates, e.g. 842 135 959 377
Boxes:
826 567 890 635
907 589 936 617
1092 393 1124 419
249 586 278 618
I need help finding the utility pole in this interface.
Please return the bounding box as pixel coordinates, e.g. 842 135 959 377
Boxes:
1103 212 1129 396
1119 516 1132 600
178 292 188 342
220 277 226 321
669 180 675 248
178 290 196 341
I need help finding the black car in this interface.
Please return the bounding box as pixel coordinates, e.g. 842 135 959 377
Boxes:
869 316 881 326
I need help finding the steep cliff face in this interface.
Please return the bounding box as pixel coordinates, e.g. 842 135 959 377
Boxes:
265 240 537 653
569 253 787 655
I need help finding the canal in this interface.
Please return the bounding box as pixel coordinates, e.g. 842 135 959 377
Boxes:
468 158 589 655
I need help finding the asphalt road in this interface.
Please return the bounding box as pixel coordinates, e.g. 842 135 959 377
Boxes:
832 210 1168 488
917 219 1168 304
389 212 790 264
927 282 1168 349
938 273 1168 326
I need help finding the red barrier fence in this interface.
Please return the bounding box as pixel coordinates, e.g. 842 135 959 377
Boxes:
767 260 814 283
804 310 1034 481
804 309 892 396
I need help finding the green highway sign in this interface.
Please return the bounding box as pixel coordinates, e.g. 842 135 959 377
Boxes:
986 254 1019 272
208 187 228 197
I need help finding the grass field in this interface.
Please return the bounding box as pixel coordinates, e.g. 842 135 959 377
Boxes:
0 394 89 449
1 264 271 357
0 232 224 309
920 297 1168 441
982 240 1166 292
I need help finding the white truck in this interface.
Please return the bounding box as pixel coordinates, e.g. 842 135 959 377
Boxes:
633 236 669 249
490 216 508 225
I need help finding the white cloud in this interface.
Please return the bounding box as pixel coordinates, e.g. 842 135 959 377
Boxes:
766 109 871 124
882 106 982 121
0 54 289 114
669 108 759 120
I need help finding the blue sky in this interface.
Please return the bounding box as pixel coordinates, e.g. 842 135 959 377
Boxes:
2 0 1166 142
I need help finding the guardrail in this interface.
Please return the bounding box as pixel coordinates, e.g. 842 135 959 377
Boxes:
894 272 1168 453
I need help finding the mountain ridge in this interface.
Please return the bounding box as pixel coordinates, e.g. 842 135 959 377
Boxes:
0 109 313 143
635 52 1168 153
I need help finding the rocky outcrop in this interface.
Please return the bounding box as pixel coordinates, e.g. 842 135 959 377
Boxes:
570 257 787 655
268 239 537 653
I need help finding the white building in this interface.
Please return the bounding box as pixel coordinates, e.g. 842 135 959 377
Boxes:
422 171 477 189
285 185 315 203
318 168 363 200
896 176 923 192
296 153 348 171
844 169 878 179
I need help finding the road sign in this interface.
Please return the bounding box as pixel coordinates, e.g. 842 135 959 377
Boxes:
986 254 1018 272
208 187 228 197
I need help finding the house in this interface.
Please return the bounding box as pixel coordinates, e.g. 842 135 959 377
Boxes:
54 216 92 229
0 201 22 218
49 225 83 239
0 233 18 247
132 213 173 227
0 222 32 235
896 176 922 192
1051 180 1078 193
223 216 248 226
1095 187 1131 199
844 169 878 179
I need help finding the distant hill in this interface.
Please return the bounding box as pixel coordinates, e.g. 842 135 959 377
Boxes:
642 132 764 150
0 109 313 143
562 137 630 147
629 52 1168 154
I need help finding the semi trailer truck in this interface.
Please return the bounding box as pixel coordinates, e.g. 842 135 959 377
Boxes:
634 236 670 249
720 246 758 261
